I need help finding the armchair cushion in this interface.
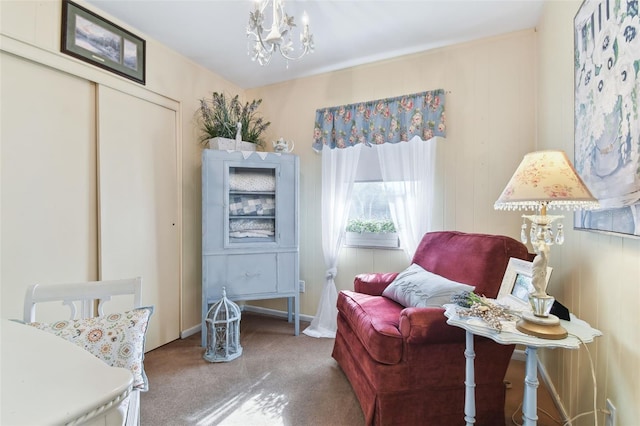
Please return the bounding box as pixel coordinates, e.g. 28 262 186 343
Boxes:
28 306 153 391
354 272 398 296
337 290 403 364
382 263 475 308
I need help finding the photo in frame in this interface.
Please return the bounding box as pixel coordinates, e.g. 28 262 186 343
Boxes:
61 0 146 84
497 258 553 308
573 0 640 237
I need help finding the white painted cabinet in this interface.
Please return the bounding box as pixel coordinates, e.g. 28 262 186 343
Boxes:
202 150 299 344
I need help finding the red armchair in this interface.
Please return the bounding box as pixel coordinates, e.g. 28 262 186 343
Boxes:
331 231 531 426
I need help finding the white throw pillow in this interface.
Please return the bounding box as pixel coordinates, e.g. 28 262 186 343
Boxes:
382 263 475 308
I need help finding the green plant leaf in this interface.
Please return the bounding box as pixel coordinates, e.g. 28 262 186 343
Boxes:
197 91 270 146
345 219 396 233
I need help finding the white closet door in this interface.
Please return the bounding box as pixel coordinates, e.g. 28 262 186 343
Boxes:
0 52 97 322
97 85 179 350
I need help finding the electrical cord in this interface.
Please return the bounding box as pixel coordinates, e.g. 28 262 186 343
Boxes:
561 333 598 426
510 400 564 425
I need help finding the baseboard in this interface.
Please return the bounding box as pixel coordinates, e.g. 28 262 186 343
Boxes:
512 349 527 361
536 356 570 424
242 304 314 323
510 349 570 425
180 305 313 339
180 324 201 339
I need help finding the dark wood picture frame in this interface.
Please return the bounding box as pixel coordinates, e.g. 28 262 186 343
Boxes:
61 0 145 85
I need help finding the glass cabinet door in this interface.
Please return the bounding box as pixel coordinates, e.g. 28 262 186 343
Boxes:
226 166 277 246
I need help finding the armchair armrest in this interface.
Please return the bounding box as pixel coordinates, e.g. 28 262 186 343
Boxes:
354 272 398 296
399 307 466 344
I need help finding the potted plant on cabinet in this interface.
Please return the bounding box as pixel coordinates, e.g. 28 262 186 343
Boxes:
198 92 271 151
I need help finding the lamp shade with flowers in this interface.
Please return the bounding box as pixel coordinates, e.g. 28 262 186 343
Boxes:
494 150 599 339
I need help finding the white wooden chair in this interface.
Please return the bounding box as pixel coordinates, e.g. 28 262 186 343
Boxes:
24 277 144 426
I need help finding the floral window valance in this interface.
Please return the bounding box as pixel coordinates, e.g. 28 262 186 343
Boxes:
312 89 446 151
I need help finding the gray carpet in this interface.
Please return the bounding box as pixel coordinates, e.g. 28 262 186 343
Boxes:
140 312 561 426
140 313 364 425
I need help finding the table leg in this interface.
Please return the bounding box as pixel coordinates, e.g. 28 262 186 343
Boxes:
286 295 300 336
464 330 476 425
294 293 299 336
522 346 539 426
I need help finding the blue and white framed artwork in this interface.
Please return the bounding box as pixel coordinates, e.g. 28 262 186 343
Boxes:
574 0 640 237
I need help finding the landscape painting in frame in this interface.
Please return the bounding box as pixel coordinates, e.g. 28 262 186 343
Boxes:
573 0 640 237
61 0 145 84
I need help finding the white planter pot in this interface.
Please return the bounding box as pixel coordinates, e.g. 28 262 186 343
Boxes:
207 137 257 152
345 232 399 248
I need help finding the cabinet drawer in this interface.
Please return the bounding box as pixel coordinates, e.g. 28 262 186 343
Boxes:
204 253 277 299
227 253 277 295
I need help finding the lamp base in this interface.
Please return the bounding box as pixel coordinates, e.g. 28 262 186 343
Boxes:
516 312 567 340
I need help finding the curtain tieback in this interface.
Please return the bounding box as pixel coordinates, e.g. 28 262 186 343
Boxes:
325 268 337 280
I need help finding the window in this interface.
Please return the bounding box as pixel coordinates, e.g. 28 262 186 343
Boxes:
344 147 399 249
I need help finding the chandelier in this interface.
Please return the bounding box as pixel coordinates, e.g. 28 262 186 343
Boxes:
247 0 314 66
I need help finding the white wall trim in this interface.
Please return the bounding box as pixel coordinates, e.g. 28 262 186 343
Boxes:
241 304 314 323
181 305 313 339
512 349 527 362
536 356 570 425
180 324 201 339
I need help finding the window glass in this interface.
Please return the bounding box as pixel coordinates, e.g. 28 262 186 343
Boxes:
344 146 400 248
347 182 392 229
345 181 399 248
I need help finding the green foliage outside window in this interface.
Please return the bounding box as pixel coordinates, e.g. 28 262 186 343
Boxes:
346 219 396 234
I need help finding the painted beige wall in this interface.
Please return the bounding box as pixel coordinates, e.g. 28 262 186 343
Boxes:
247 30 537 318
536 2 640 425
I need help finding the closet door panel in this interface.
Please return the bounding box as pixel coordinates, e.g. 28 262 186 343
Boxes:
0 52 97 321
97 85 179 350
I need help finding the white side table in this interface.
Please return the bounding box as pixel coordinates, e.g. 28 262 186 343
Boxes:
443 303 601 426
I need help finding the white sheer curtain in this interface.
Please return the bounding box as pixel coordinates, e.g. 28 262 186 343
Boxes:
377 136 437 259
303 144 361 338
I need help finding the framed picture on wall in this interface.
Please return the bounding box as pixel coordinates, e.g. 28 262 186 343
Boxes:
61 0 146 85
497 258 553 308
573 0 640 237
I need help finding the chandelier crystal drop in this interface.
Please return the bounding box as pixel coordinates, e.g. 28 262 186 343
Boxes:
247 0 314 66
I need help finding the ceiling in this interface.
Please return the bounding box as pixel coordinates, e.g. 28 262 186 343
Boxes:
87 0 545 89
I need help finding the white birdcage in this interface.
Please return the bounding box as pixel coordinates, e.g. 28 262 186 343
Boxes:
204 287 242 362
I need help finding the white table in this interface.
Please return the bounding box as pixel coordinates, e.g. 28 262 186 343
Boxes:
443 303 601 426
1 319 133 425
